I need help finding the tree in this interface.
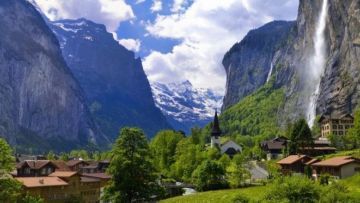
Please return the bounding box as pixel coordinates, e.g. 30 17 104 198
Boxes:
226 154 250 188
104 128 162 202
21 193 44 203
59 152 70 161
0 138 22 202
191 160 227 191
46 151 56 160
169 138 205 182
344 108 360 149
150 130 184 174
289 119 313 154
265 176 320 202
0 138 15 174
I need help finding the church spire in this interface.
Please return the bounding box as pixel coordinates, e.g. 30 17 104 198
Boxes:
211 110 222 137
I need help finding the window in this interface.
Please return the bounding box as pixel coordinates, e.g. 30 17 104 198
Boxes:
339 125 344 129
339 131 344 135
333 125 337 129
333 131 338 135
41 168 46 175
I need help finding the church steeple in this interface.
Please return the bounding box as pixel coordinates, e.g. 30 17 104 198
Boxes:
210 110 221 148
211 110 222 137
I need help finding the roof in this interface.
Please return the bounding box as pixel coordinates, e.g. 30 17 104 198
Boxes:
52 160 71 171
265 141 285 150
49 171 78 178
81 173 111 180
319 113 354 123
16 160 54 170
277 155 308 165
16 177 68 188
81 176 101 183
66 160 87 167
305 158 320 165
312 156 359 167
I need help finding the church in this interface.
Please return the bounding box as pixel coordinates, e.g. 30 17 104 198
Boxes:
210 111 242 157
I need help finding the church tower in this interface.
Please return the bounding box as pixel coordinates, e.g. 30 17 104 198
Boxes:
211 110 222 148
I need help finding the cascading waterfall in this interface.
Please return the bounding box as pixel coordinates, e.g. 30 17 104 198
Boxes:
306 0 328 127
266 62 273 83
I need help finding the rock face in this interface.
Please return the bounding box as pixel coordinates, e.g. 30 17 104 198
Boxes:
222 21 296 110
50 19 172 139
151 81 223 134
222 0 360 124
0 0 108 152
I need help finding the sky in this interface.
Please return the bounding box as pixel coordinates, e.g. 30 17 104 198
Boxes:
32 0 299 94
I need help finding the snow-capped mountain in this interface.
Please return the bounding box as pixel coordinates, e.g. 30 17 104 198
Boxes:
151 81 223 134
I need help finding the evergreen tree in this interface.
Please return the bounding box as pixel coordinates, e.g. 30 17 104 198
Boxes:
289 119 313 154
104 128 162 202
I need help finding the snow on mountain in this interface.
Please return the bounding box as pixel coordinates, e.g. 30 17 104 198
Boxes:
151 81 223 134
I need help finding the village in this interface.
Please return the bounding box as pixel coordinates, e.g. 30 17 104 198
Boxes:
6 111 359 202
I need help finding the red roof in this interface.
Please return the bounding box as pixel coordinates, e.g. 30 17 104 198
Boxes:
277 155 309 165
16 160 54 170
49 171 78 178
312 156 359 167
66 160 87 167
16 177 68 188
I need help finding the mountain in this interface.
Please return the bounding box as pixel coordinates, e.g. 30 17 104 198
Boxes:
222 0 360 129
151 81 223 134
222 21 296 110
0 0 108 152
49 18 172 139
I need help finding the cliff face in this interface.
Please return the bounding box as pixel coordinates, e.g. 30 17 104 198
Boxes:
222 0 360 125
50 19 172 139
222 21 296 109
0 0 108 152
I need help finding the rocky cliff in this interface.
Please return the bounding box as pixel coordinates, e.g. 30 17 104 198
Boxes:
0 0 108 152
50 19 172 139
222 0 360 126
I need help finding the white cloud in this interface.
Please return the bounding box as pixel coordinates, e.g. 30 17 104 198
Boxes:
118 38 142 52
135 0 146 4
33 0 135 31
171 0 190 13
143 0 298 93
151 0 162 13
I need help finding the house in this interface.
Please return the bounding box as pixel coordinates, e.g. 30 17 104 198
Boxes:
220 140 242 157
15 177 70 203
16 154 46 163
49 171 102 202
81 173 111 187
319 114 354 138
311 156 360 179
80 160 110 173
209 111 242 156
298 139 336 156
16 160 57 177
66 160 89 171
261 136 288 160
277 155 313 175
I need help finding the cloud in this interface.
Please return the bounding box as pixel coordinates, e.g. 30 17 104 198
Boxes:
118 38 142 52
171 0 190 13
33 0 135 31
151 0 162 13
143 0 299 93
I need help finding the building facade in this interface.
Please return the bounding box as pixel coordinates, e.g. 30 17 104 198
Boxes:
319 114 354 138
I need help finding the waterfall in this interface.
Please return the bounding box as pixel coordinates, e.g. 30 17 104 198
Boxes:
306 0 328 127
266 62 273 83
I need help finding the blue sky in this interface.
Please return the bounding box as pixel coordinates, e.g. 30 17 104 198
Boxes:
33 0 299 94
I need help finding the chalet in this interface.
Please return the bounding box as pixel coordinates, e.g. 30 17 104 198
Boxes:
319 114 354 138
298 139 336 156
80 160 110 173
16 160 57 177
260 136 288 160
66 160 89 171
15 177 69 203
16 154 46 163
210 111 242 157
311 156 360 179
277 155 312 175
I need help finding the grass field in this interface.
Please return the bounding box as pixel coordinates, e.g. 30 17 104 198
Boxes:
161 174 360 203
160 186 266 203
